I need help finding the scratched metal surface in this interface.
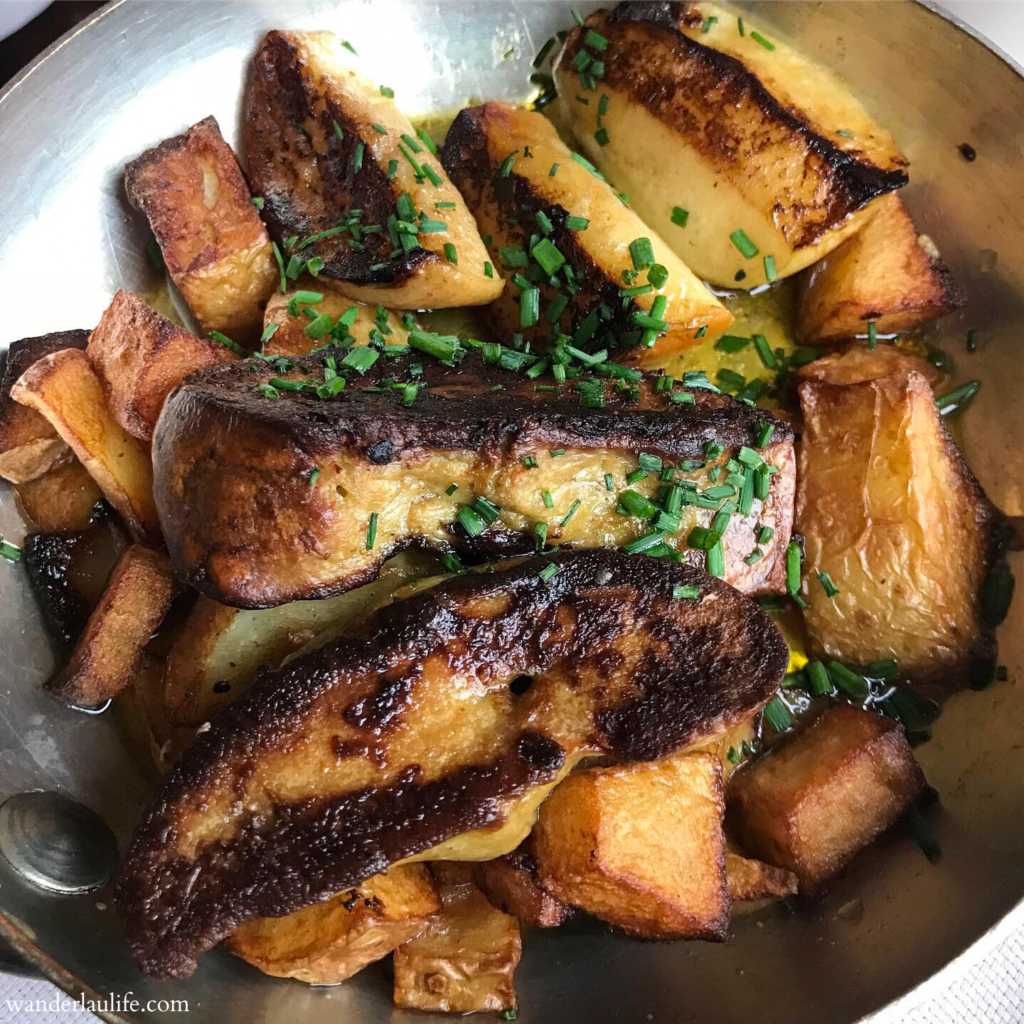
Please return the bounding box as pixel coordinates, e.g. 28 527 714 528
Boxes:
0 2 1023 1023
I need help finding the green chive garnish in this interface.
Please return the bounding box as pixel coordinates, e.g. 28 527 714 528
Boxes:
763 696 792 731
458 504 486 537
730 229 759 258
750 30 775 50
936 380 981 416
538 562 559 582
365 512 378 550
785 541 801 595
444 242 458 264
0 536 21 562
673 584 700 599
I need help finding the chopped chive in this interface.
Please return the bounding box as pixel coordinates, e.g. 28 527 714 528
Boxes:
695 325 708 340
416 128 438 155
271 241 286 292
365 512 378 550
757 525 774 545
341 39 357 54
308 467 321 487
623 530 668 554
483 261 494 278
561 499 581 527
785 541 801 595
966 329 978 353
706 540 725 577
542 490 554 509
828 661 870 701
936 380 981 416
816 571 840 598
737 16 745 35
380 85 394 98
763 696 792 732
520 287 540 327
763 254 777 282
341 346 379 373
371 123 388 135
752 333 777 369
647 263 668 289
499 151 517 177
303 313 334 339
535 520 548 550
670 206 689 228
522 455 538 469
445 483 459 495
673 584 700 599
837 128 854 138
353 141 365 173
457 504 486 537
754 422 775 449
252 196 265 211
806 661 833 695
701 15 718 32
261 322 280 344
750 30 775 50
209 331 246 356
531 237 566 274
619 489 658 519
729 229 759 258
444 242 458 264
629 236 655 270
594 127 610 147
0 536 21 562
538 561 559 582
716 335 750 353
584 28 609 49
981 562 1014 625
867 320 877 349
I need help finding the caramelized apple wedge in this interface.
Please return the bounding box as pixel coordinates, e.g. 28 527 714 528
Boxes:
442 102 731 364
554 3 907 288
245 31 501 309
115 550 787 978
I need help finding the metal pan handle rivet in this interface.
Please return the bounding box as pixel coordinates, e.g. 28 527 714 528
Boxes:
0 791 117 895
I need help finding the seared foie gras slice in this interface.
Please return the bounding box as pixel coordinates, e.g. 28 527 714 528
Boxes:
554 3 907 288
153 353 795 607
245 31 501 309
442 103 731 365
115 549 788 978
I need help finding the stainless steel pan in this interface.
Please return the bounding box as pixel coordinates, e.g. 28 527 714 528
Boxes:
1 2 1022 1021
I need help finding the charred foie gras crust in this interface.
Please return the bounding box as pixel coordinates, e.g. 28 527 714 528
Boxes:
115 549 788 978
0 330 88 483
441 102 732 364
555 3 907 287
153 353 795 607
245 31 500 308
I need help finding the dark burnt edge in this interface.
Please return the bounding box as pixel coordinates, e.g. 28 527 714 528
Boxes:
0 330 90 404
115 550 786 975
245 31 432 288
164 351 793 467
590 4 908 247
123 115 223 193
442 107 643 356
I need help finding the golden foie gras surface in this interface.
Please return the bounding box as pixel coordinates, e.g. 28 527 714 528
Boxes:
114 549 788 979
152 353 795 607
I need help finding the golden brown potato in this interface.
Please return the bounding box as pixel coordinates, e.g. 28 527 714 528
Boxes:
226 865 439 985
797 361 1001 684
728 706 925 894
125 116 277 343
246 31 502 310
533 751 728 939
473 837 571 929
46 544 175 708
14 458 102 533
262 287 410 357
442 102 732 365
161 550 440 726
87 290 230 440
0 330 88 483
796 342 941 388
555 3 907 288
393 864 521 1014
11 349 159 541
726 852 798 903
798 194 964 343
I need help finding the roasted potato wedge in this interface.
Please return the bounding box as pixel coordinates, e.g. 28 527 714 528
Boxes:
227 865 440 985
726 852 798 903
797 342 941 388
14 458 102 534
728 706 925 894
46 544 175 708
246 31 501 310
0 330 88 483
22 514 129 649
87 290 231 440
124 116 277 343
555 3 907 288
116 550 786 978
393 864 521 1015
162 550 440 726
534 751 728 939
442 102 731 365
11 348 159 541
473 837 571 929
154 352 795 607
262 287 409 357
797 359 1001 683
798 194 964 343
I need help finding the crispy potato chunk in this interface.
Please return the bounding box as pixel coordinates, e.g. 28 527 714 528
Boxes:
556 4 906 288
473 838 571 929
87 290 229 440
799 194 964 344
227 865 439 985
797 343 940 388
46 544 175 707
14 459 102 533
11 349 158 541
262 287 409 357
125 116 276 342
726 852 798 903
728 706 925 894
533 752 728 939
0 330 88 483
393 864 521 1014
797 360 1001 683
